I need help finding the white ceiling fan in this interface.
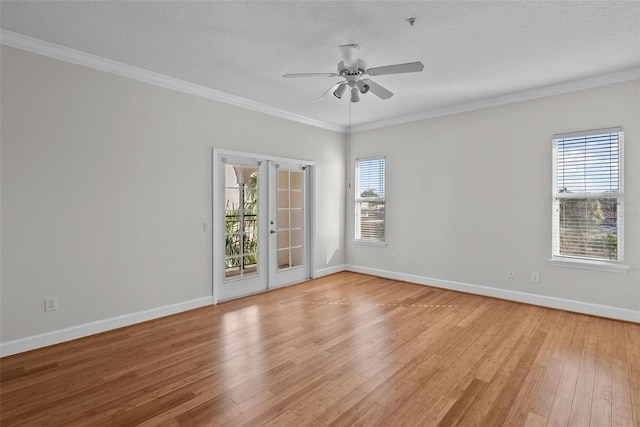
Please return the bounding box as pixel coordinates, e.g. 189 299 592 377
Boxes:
283 44 424 102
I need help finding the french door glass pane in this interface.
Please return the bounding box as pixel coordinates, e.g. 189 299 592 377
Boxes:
225 164 259 281
277 170 304 271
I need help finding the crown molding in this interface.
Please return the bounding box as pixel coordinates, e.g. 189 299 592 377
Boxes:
0 30 346 134
3 30 637 136
352 67 640 133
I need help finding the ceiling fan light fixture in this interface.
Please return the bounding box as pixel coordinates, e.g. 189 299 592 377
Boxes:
333 83 347 99
356 80 370 94
350 87 360 103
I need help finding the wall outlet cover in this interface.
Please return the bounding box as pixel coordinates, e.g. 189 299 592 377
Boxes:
44 296 57 312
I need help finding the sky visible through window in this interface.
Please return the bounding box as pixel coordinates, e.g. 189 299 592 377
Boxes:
358 158 385 197
556 131 619 194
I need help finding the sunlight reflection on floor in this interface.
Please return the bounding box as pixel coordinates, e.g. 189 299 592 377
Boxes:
220 305 266 388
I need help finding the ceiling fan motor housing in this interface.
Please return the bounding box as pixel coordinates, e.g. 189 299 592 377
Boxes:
338 59 368 77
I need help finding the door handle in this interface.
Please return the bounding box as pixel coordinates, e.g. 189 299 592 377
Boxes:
270 229 276 234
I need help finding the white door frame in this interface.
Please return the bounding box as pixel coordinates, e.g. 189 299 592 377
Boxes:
212 148 316 304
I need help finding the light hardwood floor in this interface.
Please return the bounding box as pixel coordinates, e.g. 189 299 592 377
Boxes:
1 272 639 426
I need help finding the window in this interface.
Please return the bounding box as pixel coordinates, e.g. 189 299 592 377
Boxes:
355 157 385 244
552 128 626 272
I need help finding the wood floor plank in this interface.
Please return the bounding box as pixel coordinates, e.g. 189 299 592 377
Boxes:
1 272 638 426
516 412 547 427
568 321 598 427
436 377 490 426
532 357 565 417
624 322 640 425
547 395 573 427
523 412 548 427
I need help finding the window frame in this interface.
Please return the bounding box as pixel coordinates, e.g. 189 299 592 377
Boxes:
354 156 386 246
550 127 628 273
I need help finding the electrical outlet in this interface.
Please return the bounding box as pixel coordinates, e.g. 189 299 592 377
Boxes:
44 296 57 312
392 253 397 261
531 272 540 283
507 268 516 279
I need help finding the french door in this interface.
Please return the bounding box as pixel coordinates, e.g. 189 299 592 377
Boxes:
269 162 310 288
213 150 313 302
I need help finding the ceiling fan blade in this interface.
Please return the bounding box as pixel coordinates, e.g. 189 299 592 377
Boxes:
339 44 360 68
362 79 393 100
283 73 338 78
366 61 424 76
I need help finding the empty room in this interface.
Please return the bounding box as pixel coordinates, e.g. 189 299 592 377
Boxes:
1 1 639 426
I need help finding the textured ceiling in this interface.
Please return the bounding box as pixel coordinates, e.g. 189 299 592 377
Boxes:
1 1 639 129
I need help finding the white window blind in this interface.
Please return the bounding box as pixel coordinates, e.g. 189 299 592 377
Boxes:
552 128 623 263
355 157 385 244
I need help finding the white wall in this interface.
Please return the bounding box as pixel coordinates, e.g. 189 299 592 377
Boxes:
2 44 637 353
0 46 346 343
347 80 639 316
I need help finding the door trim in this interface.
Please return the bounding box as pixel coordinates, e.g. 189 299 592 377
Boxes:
212 149 316 304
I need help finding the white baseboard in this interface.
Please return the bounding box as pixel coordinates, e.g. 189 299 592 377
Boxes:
0 297 214 357
345 265 640 323
315 264 346 278
4 265 636 357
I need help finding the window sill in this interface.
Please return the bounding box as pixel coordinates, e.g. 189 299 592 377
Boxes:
549 257 629 273
354 240 387 247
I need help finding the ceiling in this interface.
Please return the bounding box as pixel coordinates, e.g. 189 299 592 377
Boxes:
1 1 639 131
